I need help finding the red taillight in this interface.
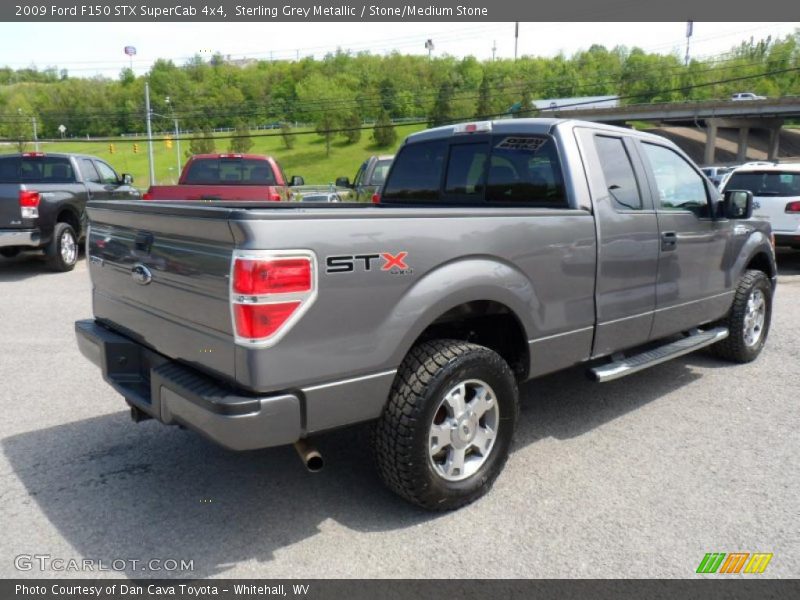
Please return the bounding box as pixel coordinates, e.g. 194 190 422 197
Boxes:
19 190 40 207
231 252 316 346
142 192 153 200
372 193 381 204
233 302 301 339
785 200 800 213
233 258 311 295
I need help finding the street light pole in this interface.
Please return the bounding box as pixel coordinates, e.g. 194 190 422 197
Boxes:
32 116 39 152
145 81 155 186
174 118 181 175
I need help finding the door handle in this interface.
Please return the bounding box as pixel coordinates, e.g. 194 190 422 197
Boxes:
661 231 677 251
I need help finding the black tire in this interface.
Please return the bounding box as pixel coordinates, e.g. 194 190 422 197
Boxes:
372 339 519 511
46 222 79 272
0 247 21 258
712 269 772 363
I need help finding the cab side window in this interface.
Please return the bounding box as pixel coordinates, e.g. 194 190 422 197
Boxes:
94 161 119 185
80 159 101 184
594 135 643 211
641 143 709 217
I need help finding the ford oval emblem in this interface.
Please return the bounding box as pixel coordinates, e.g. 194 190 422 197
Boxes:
131 264 153 285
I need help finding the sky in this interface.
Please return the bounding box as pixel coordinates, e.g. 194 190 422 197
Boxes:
0 22 797 78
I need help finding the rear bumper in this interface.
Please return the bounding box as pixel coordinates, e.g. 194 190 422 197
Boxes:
774 233 800 247
75 319 302 450
0 229 40 249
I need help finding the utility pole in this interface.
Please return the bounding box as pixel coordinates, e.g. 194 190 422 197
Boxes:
165 96 181 178
32 116 39 152
685 21 693 66
145 81 155 186
514 22 519 61
492 40 497 61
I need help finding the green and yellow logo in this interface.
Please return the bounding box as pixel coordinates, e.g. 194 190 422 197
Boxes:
696 552 773 574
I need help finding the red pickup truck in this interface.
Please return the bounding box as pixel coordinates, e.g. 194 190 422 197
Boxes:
142 154 302 202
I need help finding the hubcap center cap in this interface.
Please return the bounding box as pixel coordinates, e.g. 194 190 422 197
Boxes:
452 413 478 447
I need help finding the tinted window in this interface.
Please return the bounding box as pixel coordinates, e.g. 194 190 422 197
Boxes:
486 135 566 206
94 161 118 185
641 143 708 216
726 171 800 197
382 140 447 202
594 136 642 210
444 143 488 196
353 162 366 187
80 159 101 183
0 156 75 183
183 158 276 185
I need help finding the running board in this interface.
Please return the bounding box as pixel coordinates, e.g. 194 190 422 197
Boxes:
589 327 729 383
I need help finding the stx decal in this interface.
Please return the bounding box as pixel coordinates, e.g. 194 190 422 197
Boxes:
326 252 411 274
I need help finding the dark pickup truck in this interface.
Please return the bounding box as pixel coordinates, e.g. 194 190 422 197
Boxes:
76 119 776 510
0 152 139 270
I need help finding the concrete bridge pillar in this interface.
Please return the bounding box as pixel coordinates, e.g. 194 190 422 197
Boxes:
737 127 750 163
704 120 718 165
768 127 781 161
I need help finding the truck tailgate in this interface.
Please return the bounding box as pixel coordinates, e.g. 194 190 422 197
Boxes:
146 185 278 201
87 201 237 384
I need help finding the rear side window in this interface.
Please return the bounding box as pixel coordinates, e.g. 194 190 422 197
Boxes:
382 140 447 201
183 158 276 185
0 156 75 183
593 135 643 210
486 136 566 206
726 171 800 197
369 159 393 186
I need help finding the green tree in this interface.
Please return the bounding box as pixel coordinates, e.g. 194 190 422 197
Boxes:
514 89 533 118
228 121 253 153
187 126 215 157
372 109 396 147
476 73 492 118
429 81 455 127
342 113 362 144
1 96 36 152
296 73 355 156
280 122 295 150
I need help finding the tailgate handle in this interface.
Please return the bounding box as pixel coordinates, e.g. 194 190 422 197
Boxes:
134 232 154 253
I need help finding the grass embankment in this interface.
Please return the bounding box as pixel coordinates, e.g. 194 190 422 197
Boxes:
33 124 425 190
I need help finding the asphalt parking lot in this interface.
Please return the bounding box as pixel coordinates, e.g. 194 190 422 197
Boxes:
1 249 798 579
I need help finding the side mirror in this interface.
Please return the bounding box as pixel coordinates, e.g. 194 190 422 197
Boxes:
290 175 305 187
121 173 134 185
723 189 753 219
335 176 351 188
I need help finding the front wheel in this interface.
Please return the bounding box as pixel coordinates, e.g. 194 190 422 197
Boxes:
372 340 519 511
712 270 773 363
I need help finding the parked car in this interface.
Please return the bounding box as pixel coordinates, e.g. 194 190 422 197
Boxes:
0 152 139 270
700 166 736 188
142 154 302 202
723 162 800 248
335 155 394 202
76 119 775 510
731 92 767 101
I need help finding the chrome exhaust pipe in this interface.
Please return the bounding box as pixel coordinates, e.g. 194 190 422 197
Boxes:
294 439 324 472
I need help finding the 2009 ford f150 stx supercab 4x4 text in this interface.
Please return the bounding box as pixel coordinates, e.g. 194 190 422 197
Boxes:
75 119 776 510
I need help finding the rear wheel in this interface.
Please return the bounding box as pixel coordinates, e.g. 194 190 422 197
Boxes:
712 270 772 363
46 222 78 272
372 339 518 511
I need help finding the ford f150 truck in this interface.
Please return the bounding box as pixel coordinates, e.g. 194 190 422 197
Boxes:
0 152 139 271
75 119 777 510
142 154 302 202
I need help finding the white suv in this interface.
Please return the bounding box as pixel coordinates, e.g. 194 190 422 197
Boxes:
723 163 800 248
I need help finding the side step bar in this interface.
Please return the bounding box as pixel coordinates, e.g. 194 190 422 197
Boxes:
589 327 729 383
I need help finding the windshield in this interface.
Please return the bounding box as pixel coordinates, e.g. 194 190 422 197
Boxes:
726 171 800 197
183 158 276 186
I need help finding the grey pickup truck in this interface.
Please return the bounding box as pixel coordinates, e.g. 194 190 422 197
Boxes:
0 152 139 271
75 119 776 510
